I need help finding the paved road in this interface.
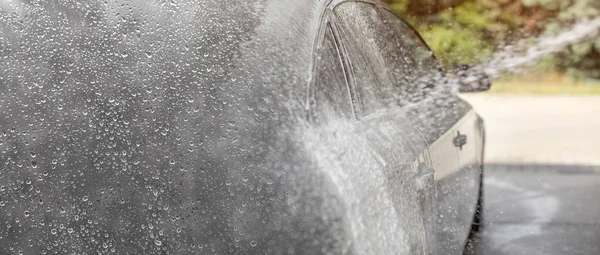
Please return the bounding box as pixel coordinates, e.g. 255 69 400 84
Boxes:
461 95 600 166
466 164 600 255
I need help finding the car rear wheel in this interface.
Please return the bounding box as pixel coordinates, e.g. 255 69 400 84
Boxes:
463 165 484 254
470 164 484 233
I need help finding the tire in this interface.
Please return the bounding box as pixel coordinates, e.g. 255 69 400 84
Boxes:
470 164 484 233
463 165 484 255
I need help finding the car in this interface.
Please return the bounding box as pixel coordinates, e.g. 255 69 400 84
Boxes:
0 0 489 254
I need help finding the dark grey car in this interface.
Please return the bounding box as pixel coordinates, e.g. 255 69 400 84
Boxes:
0 0 487 254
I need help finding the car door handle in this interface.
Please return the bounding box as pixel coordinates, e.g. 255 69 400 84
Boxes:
453 131 467 150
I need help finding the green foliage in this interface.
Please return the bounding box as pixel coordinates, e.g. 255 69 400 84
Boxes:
386 0 409 14
387 0 499 65
384 0 409 19
385 0 600 78
530 0 600 78
420 25 494 65
453 2 492 31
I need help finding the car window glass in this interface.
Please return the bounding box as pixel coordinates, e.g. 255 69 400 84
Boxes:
312 24 353 121
334 3 438 115
380 9 438 77
333 3 394 115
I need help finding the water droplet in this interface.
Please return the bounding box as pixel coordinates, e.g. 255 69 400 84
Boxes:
82 196 89 202
51 229 57 235
250 240 257 247
67 228 74 234
24 211 30 217
31 161 37 168
154 240 162 246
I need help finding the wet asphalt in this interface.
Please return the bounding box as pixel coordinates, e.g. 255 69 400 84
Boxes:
465 164 600 255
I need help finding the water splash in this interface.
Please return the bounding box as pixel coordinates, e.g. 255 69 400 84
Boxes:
485 17 600 78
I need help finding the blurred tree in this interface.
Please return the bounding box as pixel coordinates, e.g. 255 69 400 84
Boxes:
384 0 600 78
524 0 600 78
382 0 520 65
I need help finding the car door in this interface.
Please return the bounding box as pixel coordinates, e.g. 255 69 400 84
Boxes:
329 1 480 253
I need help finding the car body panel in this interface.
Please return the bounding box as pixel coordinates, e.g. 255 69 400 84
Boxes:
432 108 484 254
